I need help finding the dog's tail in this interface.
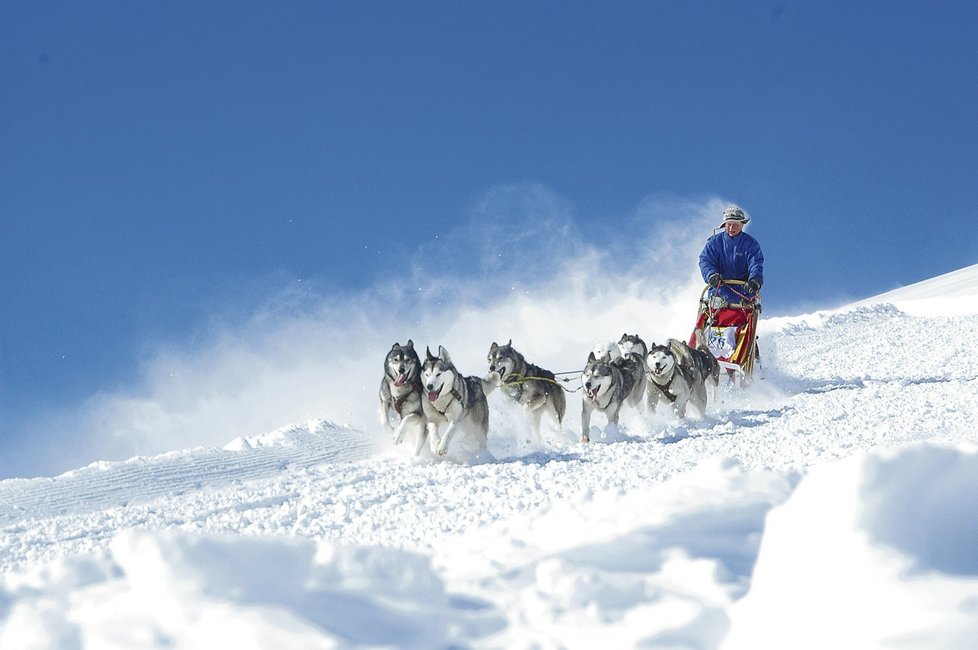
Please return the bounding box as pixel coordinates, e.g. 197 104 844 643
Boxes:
668 339 694 368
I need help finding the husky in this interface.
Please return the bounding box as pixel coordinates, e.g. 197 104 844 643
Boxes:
592 340 622 362
674 337 721 395
646 342 695 417
485 340 566 438
420 346 490 457
617 332 649 359
580 350 640 443
379 340 428 455
645 339 719 418
614 333 648 410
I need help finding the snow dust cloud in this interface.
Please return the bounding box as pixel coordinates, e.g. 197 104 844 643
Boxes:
18 186 733 477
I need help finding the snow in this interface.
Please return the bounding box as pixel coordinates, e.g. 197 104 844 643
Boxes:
2 265 978 648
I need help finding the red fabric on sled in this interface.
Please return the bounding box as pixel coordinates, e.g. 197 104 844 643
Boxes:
707 308 752 328
690 307 757 368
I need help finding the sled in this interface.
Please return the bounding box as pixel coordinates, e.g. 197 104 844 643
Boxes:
689 279 761 388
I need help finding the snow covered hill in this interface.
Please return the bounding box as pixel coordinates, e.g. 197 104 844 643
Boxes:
2 266 978 649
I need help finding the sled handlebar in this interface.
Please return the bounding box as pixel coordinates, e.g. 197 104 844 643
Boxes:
699 279 760 305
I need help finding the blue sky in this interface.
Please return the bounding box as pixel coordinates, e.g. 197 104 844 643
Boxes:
2 1 977 477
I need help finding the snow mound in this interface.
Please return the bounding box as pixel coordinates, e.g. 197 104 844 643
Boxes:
222 419 366 451
0 531 501 649
725 443 978 649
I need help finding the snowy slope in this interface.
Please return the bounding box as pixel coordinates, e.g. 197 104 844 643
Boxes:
2 267 978 648
849 262 978 316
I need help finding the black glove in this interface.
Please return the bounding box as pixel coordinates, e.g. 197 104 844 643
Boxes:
745 278 761 294
708 273 722 287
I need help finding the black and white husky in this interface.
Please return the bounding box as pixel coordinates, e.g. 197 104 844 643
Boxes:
681 339 721 396
485 340 566 438
421 346 490 457
615 333 649 411
580 350 643 443
379 340 428 455
646 339 719 418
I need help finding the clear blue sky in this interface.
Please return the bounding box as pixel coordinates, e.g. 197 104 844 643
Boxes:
2 1 977 469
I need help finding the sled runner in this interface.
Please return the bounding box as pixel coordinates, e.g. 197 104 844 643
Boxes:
689 279 760 387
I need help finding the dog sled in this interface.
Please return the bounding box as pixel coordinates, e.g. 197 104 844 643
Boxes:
689 279 760 388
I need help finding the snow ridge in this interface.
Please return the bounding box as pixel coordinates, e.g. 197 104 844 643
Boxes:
0 420 377 525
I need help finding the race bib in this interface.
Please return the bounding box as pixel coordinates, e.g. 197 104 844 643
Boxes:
705 326 738 360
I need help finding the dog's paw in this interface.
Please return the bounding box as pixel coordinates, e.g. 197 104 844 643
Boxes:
580 434 590 444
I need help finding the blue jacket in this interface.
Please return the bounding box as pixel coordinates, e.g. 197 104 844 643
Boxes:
699 230 764 303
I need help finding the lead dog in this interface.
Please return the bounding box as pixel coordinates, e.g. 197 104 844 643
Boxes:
379 340 428 455
421 346 490 456
485 340 566 439
580 350 641 443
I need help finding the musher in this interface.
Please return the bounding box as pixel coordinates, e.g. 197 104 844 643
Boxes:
699 204 764 307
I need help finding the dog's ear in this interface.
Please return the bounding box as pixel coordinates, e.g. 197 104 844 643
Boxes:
405 339 414 349
391 342 400 350
426 346 436 361
619 333 627 343
489 341 498 353
438 345 451 363
507 338 512 347
587 351 596 363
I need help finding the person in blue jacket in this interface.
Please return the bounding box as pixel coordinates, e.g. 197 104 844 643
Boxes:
699 205 764 305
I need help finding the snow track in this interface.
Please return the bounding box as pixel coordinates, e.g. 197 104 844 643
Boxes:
0 420 378 525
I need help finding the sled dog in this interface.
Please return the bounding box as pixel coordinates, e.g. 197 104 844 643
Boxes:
674 337 721 394
580 350 640 443
421 346 490 456
485 340 566 437
646 342 695 418
614 333 648 410
379 340 428 455
645 339 719 418
617 332 649 360
592 340 622 362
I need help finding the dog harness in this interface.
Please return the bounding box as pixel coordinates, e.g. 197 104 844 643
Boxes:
649 380 678 403
393 393 411 416
648 364 692 403
429 381 466 415
503 376 524 401
501 366 555 401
